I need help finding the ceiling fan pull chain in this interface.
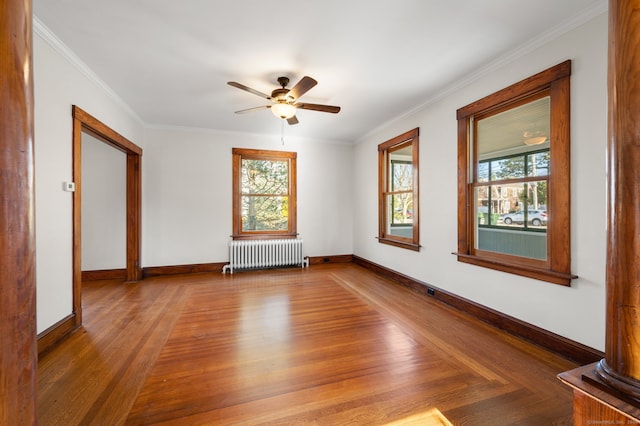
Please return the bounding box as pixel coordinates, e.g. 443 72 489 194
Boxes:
281 119 285 145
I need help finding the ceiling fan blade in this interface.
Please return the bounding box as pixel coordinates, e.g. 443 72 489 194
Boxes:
287 115 299 125
295 103 341 114
234 105 270 114
227 81 271 99
288 76 317 100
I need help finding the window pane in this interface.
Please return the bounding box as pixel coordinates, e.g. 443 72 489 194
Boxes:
523 180 547 221
241 195 289 231
481 152 550 182
386 193 412 237
490 156 525 180
475 183 547 260
476 183 525 225
387 193 413 225
389 160 412 191
528 151 550 177
476 222 547 260
478 162 489 182
477 96 550 158
495 181 547 229
241 159 288 195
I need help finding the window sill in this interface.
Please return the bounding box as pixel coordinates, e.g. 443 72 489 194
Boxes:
453 252 577 286
377 237 421 252
232 233 298 240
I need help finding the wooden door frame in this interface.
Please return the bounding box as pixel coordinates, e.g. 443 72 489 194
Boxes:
72 105 142 325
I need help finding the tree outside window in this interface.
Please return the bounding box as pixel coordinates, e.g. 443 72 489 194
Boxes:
232 148 297 239
390 160 413 226
241 158 289 231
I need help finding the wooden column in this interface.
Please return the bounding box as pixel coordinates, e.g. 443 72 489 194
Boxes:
559 1 640 423
596 0 640 399
0 0 37 424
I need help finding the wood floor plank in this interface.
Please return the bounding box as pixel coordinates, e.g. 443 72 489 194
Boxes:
38 263 576 425
38 280 191 425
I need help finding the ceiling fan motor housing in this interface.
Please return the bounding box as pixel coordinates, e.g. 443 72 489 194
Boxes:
272 76 294 102
271 88 292 102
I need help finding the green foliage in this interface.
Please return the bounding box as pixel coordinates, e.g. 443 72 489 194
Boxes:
241 159 289 231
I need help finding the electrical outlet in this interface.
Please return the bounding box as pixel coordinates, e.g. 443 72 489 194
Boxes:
427 287 435 296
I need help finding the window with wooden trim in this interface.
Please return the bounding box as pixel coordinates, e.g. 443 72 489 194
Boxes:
455 61 576 285
232 148 297 239
378 128 420 251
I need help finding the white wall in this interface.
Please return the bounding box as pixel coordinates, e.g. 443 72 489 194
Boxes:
142 127 354 267
353 13 608 350
33 28 144 333
81 133 127 270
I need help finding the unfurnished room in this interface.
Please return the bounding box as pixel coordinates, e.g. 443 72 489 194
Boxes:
3 0 640 424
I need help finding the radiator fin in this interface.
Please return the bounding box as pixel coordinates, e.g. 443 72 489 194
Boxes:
222 239 308 274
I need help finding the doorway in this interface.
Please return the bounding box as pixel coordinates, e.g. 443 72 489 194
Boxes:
72 106 142 326
82 132 126 274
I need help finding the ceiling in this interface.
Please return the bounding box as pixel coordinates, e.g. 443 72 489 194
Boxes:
33 0 606 144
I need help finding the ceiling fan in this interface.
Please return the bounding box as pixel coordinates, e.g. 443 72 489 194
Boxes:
227 76 340 125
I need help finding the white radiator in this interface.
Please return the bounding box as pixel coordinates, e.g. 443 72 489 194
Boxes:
222 239 309 274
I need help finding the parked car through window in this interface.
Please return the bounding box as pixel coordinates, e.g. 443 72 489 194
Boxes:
500 210 547 226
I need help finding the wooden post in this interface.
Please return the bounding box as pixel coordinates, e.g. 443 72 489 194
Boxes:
0 0 37 424
595 0 640 400
559 2 640 423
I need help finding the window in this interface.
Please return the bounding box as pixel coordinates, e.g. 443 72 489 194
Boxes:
378 128 420 251
232 148 297 239
456 61 575 285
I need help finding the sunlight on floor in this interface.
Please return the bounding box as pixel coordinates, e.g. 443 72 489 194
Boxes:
385 408 453 426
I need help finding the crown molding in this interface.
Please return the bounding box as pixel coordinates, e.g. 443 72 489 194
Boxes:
33 16 145 126
356 1 608 144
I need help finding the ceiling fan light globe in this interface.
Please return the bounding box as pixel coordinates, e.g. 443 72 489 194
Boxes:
271 103 296 119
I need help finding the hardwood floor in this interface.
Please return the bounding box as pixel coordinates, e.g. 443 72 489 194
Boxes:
38 263 577 425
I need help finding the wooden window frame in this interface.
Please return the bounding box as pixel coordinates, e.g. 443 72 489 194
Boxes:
232 148 297 240
455 61 576 286
378 128 420 251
